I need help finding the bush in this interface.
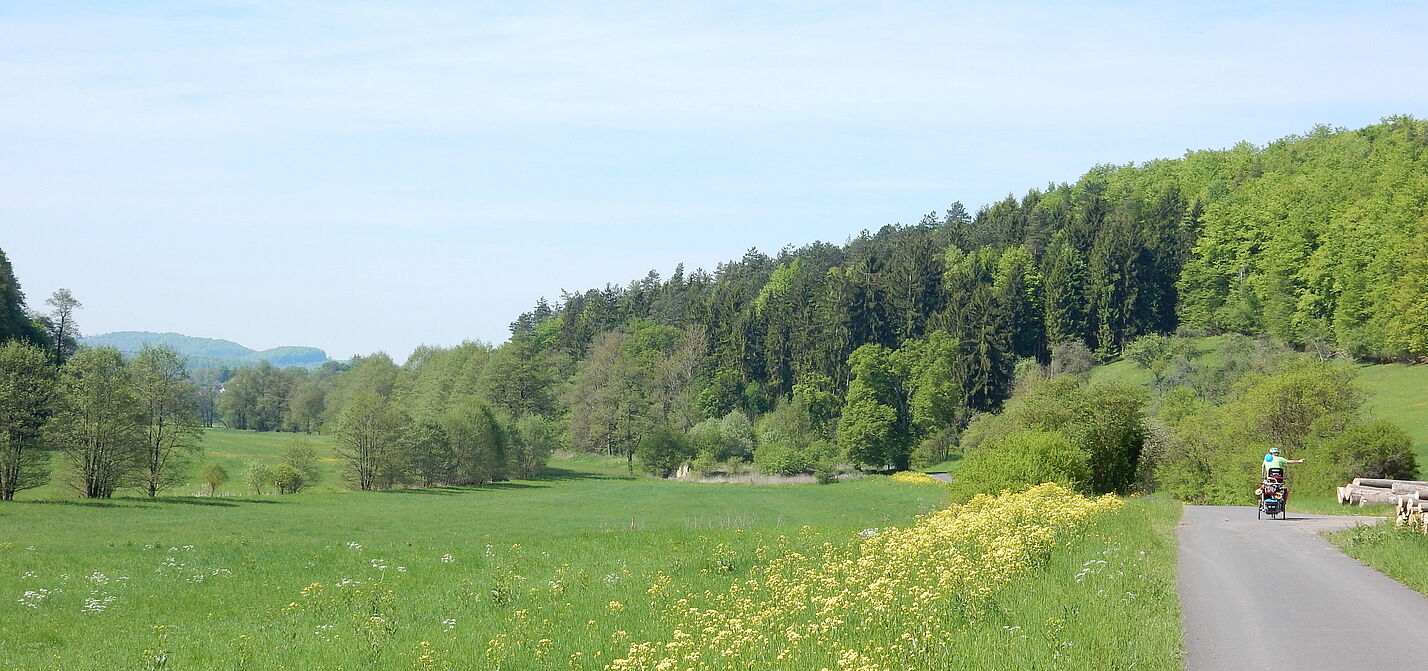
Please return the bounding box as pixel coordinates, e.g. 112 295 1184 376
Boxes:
281 440 321 486
269 463 306 494
1298 419 1418 495
199 463 229 496
1152 359 1384 503
910 427 958 469
243 462 272 495
950 430 1090 501
753 442 811 476
636 427 694 478
958 376 1147 494
509 414 558 479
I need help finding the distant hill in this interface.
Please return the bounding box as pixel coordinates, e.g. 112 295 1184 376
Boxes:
80 331 330 369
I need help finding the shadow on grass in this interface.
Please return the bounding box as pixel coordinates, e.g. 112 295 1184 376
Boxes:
381 482 553 495
535 466 636 482
383 486 468 496
19 499 154 509
146 497 294 507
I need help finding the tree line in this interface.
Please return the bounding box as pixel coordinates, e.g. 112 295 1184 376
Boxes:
4 117 1425 496
0 341 203 500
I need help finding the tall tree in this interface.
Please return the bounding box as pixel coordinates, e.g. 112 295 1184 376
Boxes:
43 288 81 366
837 344 906 470
0 341 56 500
0 248 46 346
443 397 506 485
334 391 405 491
131 345 204 497
47 347 145 498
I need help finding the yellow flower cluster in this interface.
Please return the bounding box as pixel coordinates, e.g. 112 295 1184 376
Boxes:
888 471 943 486
607 484 1121 671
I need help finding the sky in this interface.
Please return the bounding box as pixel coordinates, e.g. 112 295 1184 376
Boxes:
3 1 1427 360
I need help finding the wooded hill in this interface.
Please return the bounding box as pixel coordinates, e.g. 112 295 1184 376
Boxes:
4 117 1426 494
505 117 1428 403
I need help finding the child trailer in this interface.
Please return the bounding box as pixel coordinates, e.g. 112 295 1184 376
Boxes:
1257 467 1287 520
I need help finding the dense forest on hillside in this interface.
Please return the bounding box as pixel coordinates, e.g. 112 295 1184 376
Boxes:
3 117 1426 497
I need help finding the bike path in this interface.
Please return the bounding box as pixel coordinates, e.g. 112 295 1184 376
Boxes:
1177 505 1428 670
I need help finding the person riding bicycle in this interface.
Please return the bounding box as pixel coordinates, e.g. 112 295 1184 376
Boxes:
1257 447 1305 511
1262 447 1305 480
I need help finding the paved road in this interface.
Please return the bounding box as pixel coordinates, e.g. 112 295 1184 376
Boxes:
1178 506 1428 670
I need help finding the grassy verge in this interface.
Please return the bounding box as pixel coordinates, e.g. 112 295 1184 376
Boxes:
1326 522 1428 594
945 495 1184 670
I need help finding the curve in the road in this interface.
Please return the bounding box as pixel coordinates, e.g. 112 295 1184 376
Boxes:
1178 505 1428 670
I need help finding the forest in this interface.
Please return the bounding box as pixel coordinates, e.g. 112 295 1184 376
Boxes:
2 116 1426 500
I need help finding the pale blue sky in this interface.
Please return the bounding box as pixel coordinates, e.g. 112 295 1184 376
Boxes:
4 1 1426 359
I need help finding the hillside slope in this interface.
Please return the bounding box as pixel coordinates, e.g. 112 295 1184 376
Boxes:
81 331 330 369
1091 339 1428 477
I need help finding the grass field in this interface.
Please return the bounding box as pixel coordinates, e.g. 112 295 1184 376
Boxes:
0 444 945 670
0 430 1184 670
19 428 343 500
1355 362 1428 477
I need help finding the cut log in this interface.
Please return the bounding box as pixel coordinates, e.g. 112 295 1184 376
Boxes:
1400 496 1416 514
1352 478 1428 488
1345 485 1400 505
1337 486 1348 505
1389 483 1428 496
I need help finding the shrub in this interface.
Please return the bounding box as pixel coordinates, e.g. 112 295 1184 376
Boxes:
280 440 321 486
269 463 306 494
753 442 811 476
958 376 1147 494
1049 340 1094 377
1152 360 1379 503
910 427 958 469
508 414 558 479
950 430 1090 501
1298 419 1418 495
199 463 229 496
243 462 272 495
636 427 694 478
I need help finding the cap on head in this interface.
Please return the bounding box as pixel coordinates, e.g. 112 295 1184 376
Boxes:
1269 448 1281 455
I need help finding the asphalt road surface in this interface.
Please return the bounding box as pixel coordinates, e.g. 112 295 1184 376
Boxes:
1178 505 1428 670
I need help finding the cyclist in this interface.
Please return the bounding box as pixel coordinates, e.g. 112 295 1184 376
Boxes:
1263 447 1305 480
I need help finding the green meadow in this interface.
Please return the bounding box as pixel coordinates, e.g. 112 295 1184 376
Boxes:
0 429 1184 671
1 443 943 670
20 429 344 500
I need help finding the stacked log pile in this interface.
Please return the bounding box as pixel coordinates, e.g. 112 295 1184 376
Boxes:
1336 478 1428 533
